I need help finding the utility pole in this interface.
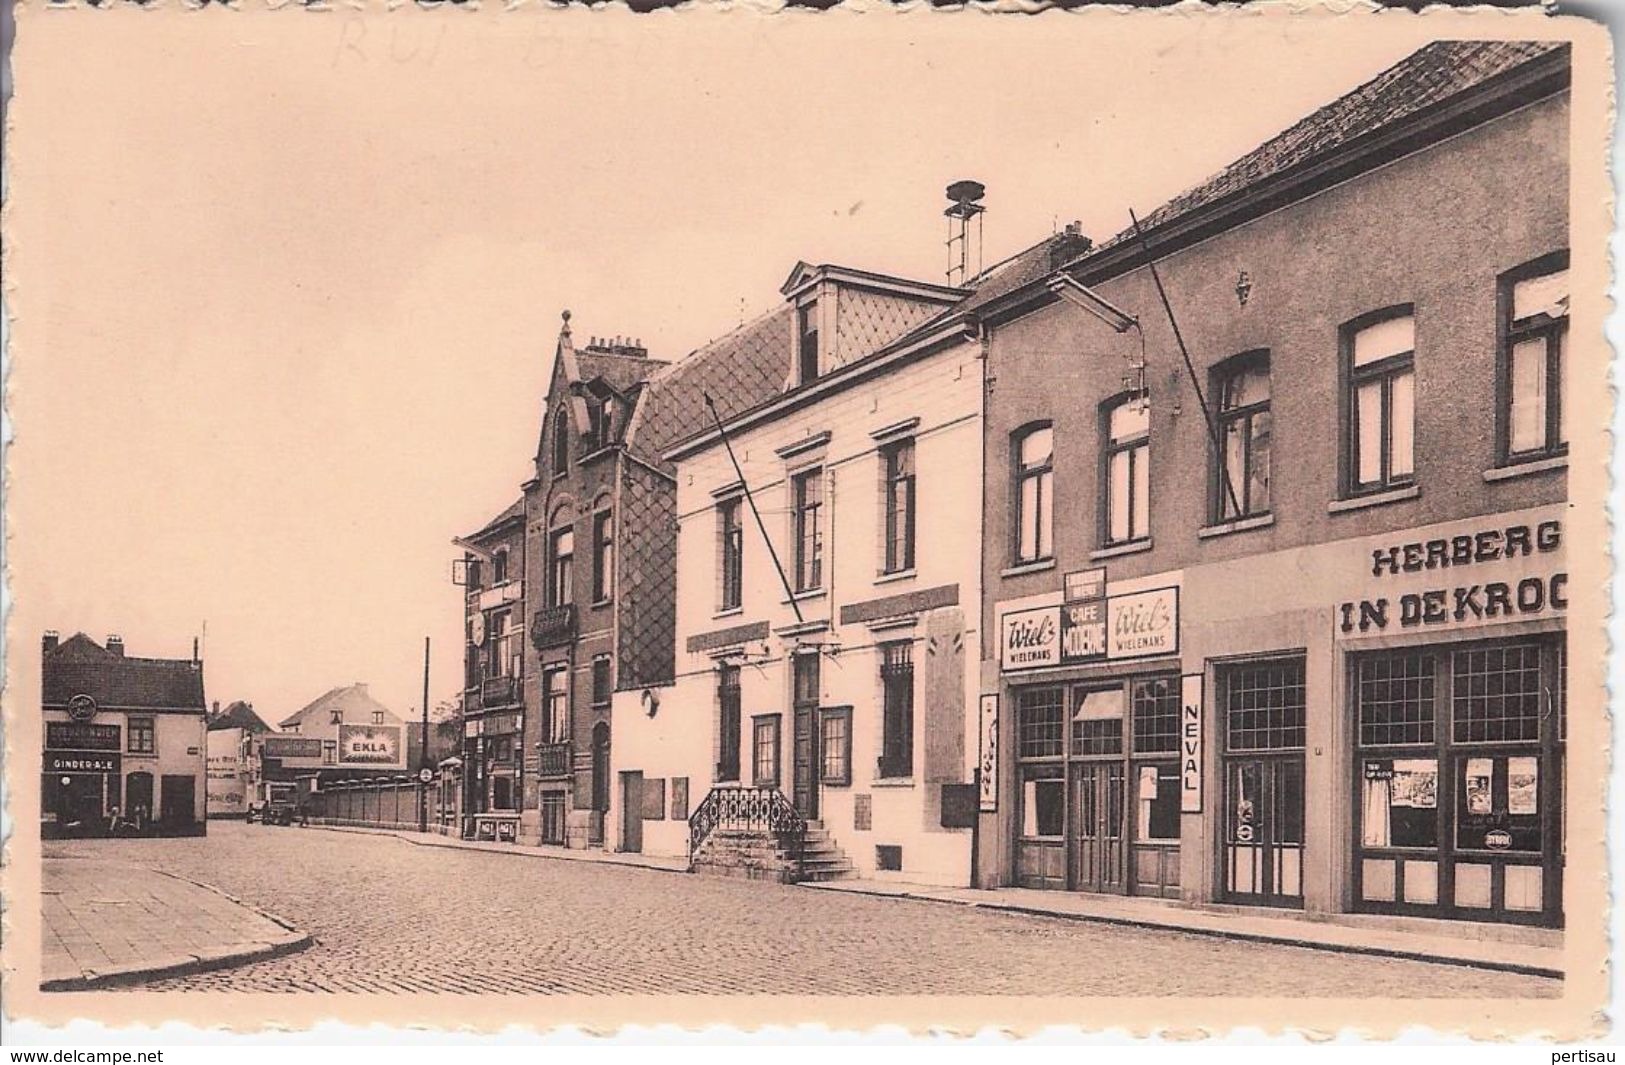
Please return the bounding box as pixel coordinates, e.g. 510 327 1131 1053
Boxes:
419 635 431 833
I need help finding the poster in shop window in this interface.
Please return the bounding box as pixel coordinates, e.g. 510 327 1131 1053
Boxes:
1508 756 1539 815
1464 758 1493 816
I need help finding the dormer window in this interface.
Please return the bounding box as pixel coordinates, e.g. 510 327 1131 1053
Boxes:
798 301 820 385
587 397 615 451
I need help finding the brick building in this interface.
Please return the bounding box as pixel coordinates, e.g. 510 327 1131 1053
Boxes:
455 499 528 831
42 632 208 838
973 41 1570 928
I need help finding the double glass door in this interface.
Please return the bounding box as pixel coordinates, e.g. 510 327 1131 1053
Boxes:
1223 756 1305 906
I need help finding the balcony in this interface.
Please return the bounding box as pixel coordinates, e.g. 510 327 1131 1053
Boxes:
480 675 518 709
536 742 572 779
531 604 577 649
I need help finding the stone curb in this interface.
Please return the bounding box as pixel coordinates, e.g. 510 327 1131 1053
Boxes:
41 868 314 992
798 883 1565 980
306 824 693 876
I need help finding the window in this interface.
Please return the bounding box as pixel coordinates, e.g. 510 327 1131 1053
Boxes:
591 654 613 709
330 708 344 725
1104 396 1150 545
549 526 574 608
1357 651 1436 746
879 641 914 778
1223 657 1306 751
587 398 613 452
792 468 824 592
717 665 742 781
592 510 614 603
1017 687 1065 759
881 439 916 574
1137 764 1181 842
542 665 569 744
1452 642 1542 743
128 717 155 754
1500 254 1568 463
1131 676 1180 754
485 613 511 678
1022 775 1065 838
797 301 819 385
1346 309 1416 494
466 558 482 591
1071 687 1125 756
371 710 385 725
718 498 743 612
491 548 508 586
752 715 781 787
1013 425 1053 563
820 707 852 786
1213 353 1272 520
322 740 337 765
552 415 569 476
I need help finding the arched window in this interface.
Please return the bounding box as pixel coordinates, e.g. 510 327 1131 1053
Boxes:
1102 395 1149 546
1012 423 1054 564
552 414 570 476
1212 351 1272 521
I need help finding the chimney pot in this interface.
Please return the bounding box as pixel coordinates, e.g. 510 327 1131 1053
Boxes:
42 631 59 654
107 634 125 657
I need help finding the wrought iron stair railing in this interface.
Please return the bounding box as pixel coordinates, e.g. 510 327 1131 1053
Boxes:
687 785 806 877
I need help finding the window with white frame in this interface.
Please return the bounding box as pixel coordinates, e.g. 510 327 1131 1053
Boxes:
1346 309 1416 494
1501 254 1568 464
792 468 824 593
1213 353 1272 521
718 497 743 611
880 438 916 574
1013 424 1053 564
1104 396 1150 545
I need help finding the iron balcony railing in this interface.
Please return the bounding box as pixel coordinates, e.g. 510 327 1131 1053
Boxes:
480 675 518 708
531 604 577 649
686 785 806 877
536 742 572 779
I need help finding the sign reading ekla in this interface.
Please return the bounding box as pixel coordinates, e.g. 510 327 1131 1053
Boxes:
261 726 404 769
1000 568 1179 673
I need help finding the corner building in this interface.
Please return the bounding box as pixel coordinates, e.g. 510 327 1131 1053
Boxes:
975 41 1570 927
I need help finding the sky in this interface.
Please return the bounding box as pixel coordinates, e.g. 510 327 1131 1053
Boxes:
9 6 1453 720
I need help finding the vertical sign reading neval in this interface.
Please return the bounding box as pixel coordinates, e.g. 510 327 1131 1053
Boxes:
978 693 999 813
1180 673 1203 813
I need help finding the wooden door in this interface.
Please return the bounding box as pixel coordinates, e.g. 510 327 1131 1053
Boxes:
1070 762 1126 893
792 704 820 820
620 771 643 853
160 775 196 828
1223 756 1304 906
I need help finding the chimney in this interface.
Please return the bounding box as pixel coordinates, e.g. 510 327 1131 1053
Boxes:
42 630 59 654
583 334 648 359
106 634 125 657
212 700 221 716
1049 221 1092 270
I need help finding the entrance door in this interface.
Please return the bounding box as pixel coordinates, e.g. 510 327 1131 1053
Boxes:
160 775 197 830
619 771 643 853
1223 757 1304 906
590 723 610 846
791 704 820 820
126 772 154 832
1070 762 1126 892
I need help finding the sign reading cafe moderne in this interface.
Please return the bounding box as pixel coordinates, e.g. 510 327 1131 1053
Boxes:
1337 518 1566 636
1001 580 1180 672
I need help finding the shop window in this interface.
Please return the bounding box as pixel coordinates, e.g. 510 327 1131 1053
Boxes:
792 468 824 592
1212 352 1272 521
1499 252 1568 464
1131 676 1180 754
1457 755 1542 853
1136 763 1181 842
542 665 569 744
1452 643 1542 743
1012 423 1054 564
1357 651 1436 746
820 707 852 787
1103 394 1150 546
128 717 156 755
1344 308 1416 495
878 641 914 778
716 665 742 782
1360 757 1439 849
1222 657 1306 751
752 715 781 788
592 510 614 603
1017 687 1065 759
880 438 916 574
718 497 743 612
1021 774 1065 838
591 655 613 709
549 527 574 608
1071 687 1125 756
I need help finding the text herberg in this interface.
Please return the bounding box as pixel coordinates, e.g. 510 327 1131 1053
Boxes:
1340 519 1565 634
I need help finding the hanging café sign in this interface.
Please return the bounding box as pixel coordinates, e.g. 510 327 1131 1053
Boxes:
1001 571 1180 672
1337 518 1566 637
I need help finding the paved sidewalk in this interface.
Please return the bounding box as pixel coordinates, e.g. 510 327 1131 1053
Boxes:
802 878 1565 978
42 857 311 990
307 823 690 873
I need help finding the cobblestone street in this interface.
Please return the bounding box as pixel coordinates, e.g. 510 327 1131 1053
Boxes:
47 823 1560 996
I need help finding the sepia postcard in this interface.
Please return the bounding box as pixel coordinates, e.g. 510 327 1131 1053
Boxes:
0 0 1615 1042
